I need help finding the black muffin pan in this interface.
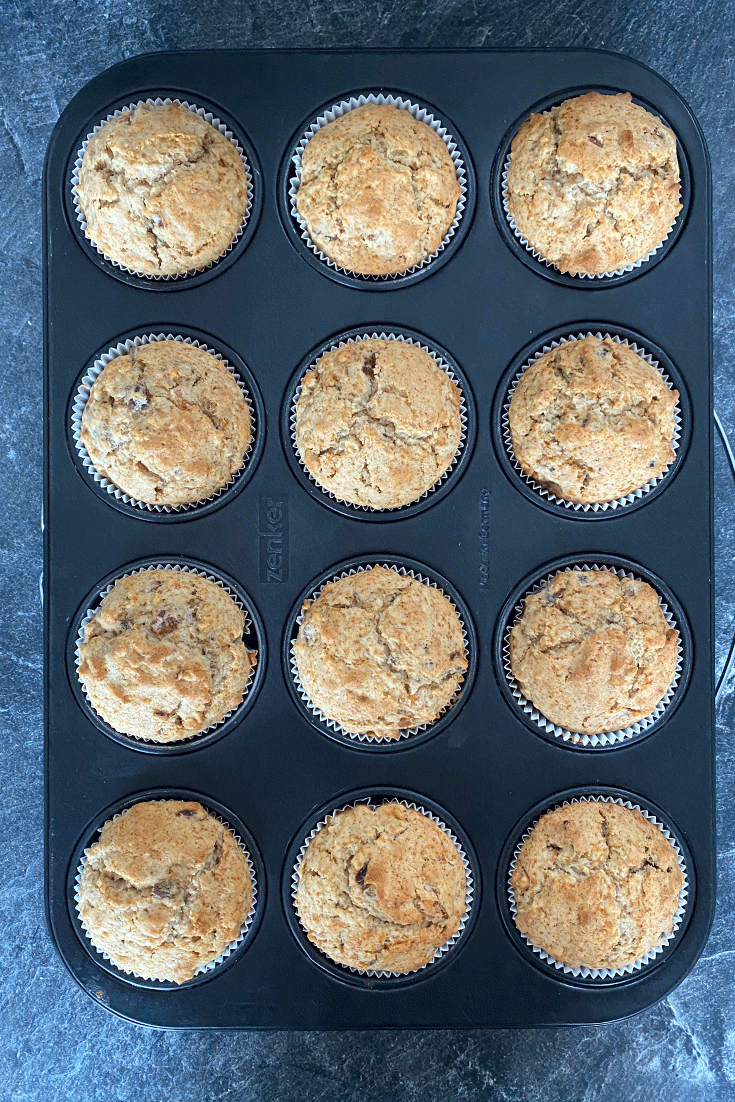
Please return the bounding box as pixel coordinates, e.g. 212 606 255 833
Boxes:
43 49 713 1028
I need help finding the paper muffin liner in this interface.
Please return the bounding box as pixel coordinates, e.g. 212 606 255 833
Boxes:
74 803 258 985
290 562 470 744
501 105 682 279
289 93 467 280
71 333 256 513
502 332 682 512
292 797 473 977
75 562 257 746
507 794 689 980
71 97 254 281
290 331 468 512
503 563 683 747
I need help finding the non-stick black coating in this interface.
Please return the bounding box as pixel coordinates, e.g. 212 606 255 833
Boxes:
44 48 714 1028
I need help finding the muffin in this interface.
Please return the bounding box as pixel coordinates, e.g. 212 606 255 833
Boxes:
293 565 467 739
508 336 678 504
77 800 253 983
294 338 462 509
510 800 684 970
509 569 678 736
505 91 681 275
76 102 249 276
77 569 253 742
294 103 461 275
79 340 252 507
295 801 467 973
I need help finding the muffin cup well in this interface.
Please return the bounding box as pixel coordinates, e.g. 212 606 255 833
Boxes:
69 96 261 288
496 556 691 749
69 789 265 989
70 331 263 518
492 88 690 288
498 789 691 984
283 327 475 520
284 556 476 750
284 788 478 987
495 328 686 516
69 558 266 753
280 92 474 289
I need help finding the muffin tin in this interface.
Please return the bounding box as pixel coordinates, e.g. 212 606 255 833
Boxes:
44 49 713 1028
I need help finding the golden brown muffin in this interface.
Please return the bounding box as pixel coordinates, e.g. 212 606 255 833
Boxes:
295 801 467 973
295 103 461 275
80 340 252 506
77 569 253 742
294 338 462 508
78 800 253 983
505 92 681 275
293 565 467 739
76 102 249 275
510 801 684 970
508 336 678 504
509 569 678 736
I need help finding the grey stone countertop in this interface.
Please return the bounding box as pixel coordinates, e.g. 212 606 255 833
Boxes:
3 1 735 1098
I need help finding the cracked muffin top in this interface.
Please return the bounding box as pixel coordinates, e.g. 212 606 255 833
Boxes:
508 336 678 504
76 102 249 276
77 569 254 742
505 92 681 275
295 801 467 973
510 801 684 970
293 565 467 739
509 569 679 736
78 800 252 983
80 340 252 506
294 103 461 275
294 338 462 509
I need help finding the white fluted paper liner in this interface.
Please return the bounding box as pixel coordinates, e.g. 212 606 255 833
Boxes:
75 562 257 745
503 563 683 747
502 332 682 512
290 562 469 743
508 795 689 979
290 331 468 511
292 797 473 977
289 93 467 279
71 97 253 280
74 805 258 983
71 333 256 513
501 150 681 279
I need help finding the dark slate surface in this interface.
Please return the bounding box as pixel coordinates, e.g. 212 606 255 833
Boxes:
3 1 734 1098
